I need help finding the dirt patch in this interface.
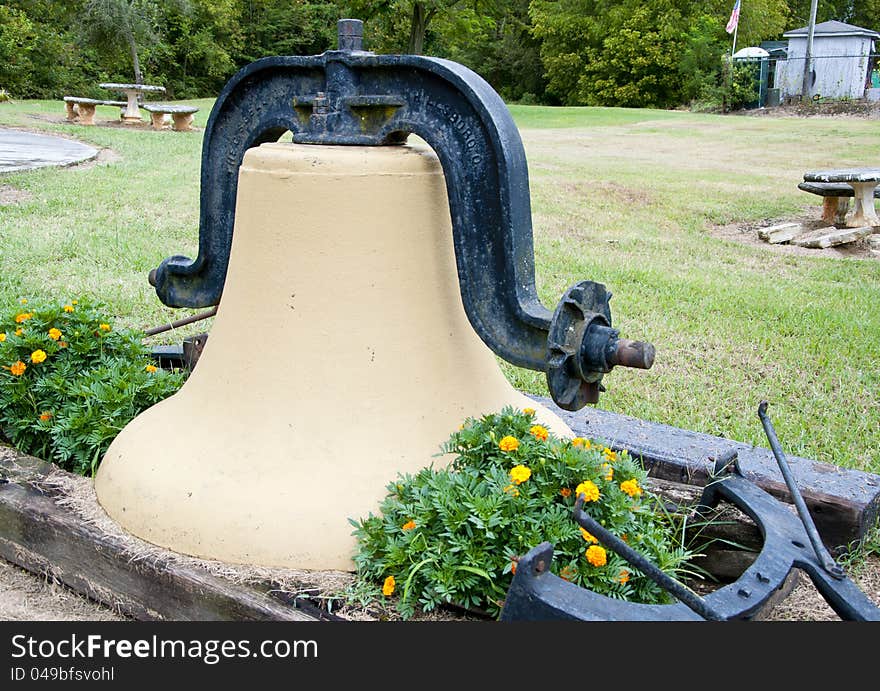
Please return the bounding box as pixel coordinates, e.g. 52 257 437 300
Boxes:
711 210 878 260
0 559 124 621
732 99 880 119
0 185 32 205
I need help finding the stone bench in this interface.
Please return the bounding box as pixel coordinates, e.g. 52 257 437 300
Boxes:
798 181 880 224
141 104 199 132
63 97 127 126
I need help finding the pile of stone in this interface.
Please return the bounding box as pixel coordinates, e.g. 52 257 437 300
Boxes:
758 222 877 251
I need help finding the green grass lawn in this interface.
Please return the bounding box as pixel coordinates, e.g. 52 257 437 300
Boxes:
1 99 878 473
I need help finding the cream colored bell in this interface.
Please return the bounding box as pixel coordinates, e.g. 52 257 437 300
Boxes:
95 141 572 570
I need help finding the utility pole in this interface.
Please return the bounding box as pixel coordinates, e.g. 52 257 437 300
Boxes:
801 0 819 99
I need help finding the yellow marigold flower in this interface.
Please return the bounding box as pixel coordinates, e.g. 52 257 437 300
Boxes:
559 487 572 498
8 361 26 376
382 575 395 597
529 424 548 442
503 484 520 498
618 569 630 584
402 519 416 531
522 407 536 416
498 435 520 452
19 298 27 305
39 412 52 421
145 364 158 373
579 527 598 544
620 479 642 498
99 323 111 332
30 350 47 364
603 447 618 462
571 437 590 449
586 545 607 567
63 305 74 313
71 300 78 305
602 463 614 482
47 328 62 341
575 480 600 503
0 333 5 342
509 464 531 485
14 312 32 323
14 328 23 336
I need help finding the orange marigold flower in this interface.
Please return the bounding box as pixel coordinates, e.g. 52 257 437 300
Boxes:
39 412 52 421
14 312 32 323
8 361 26 376
529 424 548 442
586 545 607 567
99 323 111 332
509 464 531 485
559 487 572 498
0 333 5 342
579 527 598 544
47 328 62 341
510 558 518 575
503 484 520 498
59 341 68 348
145 364 158 373
382 575 395 596
620 479 642 498
402 520 416 531
498 435 520 452
63 305 74 313
618 569 630 584
522 407 535 416
575 480 600 503
571 437 590 449
30 350 47 364
14 328 23 336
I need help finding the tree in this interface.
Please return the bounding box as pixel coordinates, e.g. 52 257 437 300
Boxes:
78 0 169 84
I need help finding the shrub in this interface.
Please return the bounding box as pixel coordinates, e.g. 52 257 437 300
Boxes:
0 296 186 475
352 407 696 619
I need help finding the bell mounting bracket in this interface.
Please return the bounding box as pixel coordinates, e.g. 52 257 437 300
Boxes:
150 19 654 409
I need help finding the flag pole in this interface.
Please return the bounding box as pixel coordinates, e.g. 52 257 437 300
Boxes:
731 19 739 56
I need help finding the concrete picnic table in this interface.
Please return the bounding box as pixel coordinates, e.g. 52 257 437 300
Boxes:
802 168 880 227
98 83 166 123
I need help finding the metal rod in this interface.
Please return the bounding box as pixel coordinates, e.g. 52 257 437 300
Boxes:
143 307 217 337
757 400 844 579
572 497 725 620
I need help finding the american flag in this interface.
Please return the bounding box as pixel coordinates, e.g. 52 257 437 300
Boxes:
726 0 741 34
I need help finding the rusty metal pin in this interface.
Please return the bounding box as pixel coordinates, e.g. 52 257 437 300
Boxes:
611 338 655 370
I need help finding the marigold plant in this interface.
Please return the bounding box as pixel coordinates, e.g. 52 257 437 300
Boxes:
0 296 186 475
351 407 696 619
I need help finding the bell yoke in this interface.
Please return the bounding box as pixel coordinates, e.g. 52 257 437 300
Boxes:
149 18 655 410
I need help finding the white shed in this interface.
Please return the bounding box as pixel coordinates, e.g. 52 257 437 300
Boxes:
775 20 878 100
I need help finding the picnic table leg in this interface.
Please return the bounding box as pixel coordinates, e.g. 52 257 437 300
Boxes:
77 104 96 126
120 90 142 123
845 182 880 227
64 102 77 122
171 112 195 132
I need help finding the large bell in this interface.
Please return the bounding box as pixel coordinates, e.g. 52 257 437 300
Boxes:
95 141 572 570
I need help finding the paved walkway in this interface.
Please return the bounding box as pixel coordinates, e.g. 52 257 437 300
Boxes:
0 127 98 174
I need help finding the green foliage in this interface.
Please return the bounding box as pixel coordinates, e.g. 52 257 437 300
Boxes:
691 55 764 112
0 296 186 475
352 407 696 618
